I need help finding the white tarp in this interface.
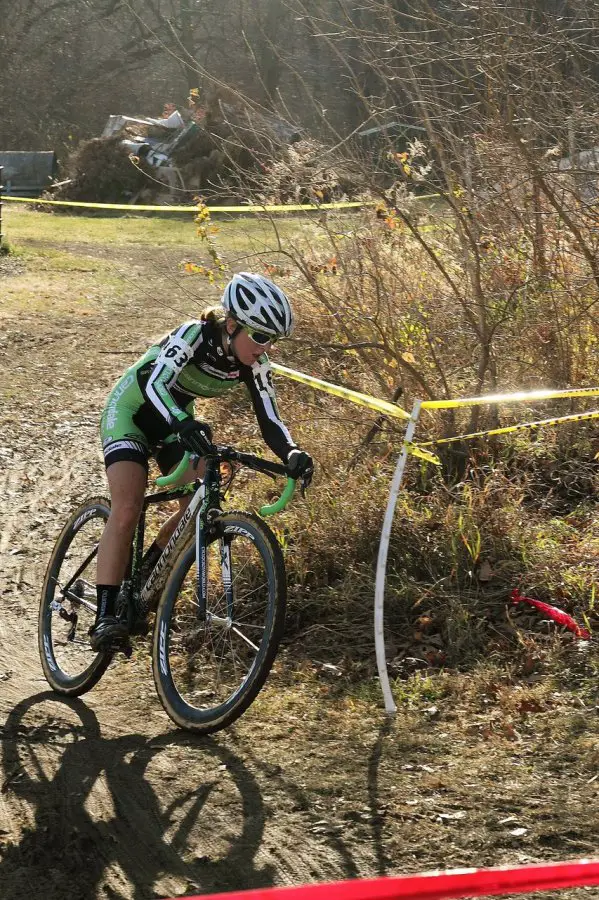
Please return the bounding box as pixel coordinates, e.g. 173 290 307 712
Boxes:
101 110 185 139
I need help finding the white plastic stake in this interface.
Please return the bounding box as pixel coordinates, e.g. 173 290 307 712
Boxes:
374 400 422 714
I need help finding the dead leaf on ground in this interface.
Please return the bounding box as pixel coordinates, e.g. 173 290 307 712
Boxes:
478 559 495 582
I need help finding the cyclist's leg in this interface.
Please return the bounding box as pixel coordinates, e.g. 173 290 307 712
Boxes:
97 460 147 584
98 376 152 583
93 381 151 647
91 459 147 648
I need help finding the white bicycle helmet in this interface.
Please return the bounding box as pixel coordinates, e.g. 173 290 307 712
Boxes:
221 272 294 338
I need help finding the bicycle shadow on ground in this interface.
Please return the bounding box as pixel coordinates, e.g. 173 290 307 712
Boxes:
0 691 276 900
229 718 393 881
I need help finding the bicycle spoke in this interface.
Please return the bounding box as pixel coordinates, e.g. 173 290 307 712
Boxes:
39 500 114 694
157 515 284 731
230 626 260 653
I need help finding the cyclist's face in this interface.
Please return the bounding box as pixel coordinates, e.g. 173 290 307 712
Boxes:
225 319 273 365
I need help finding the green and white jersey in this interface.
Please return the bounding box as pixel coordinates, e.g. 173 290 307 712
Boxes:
101 317 296 462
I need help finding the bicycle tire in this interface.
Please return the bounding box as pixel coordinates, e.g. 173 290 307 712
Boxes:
152 511 286 734
38 496 114 695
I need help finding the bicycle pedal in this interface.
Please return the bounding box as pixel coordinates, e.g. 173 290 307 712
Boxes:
102 635 132 656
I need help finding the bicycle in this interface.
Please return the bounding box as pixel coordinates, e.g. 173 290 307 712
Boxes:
38 446 300 734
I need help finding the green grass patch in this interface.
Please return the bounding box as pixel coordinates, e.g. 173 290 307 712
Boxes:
2 205 351 255
18 245 112 273
0 240 126 315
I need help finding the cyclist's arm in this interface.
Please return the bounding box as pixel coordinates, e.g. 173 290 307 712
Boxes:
145 322 204 425
242 355 297 461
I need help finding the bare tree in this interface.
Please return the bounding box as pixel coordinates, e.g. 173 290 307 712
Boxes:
244 0 599 423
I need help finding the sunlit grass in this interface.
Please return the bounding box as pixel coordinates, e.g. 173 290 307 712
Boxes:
2 204 357 255
2 200 597 695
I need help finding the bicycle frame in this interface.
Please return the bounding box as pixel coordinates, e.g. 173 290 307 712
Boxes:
123 449 296 629
137 480 206 610
138 460 214 613
52 480 206 623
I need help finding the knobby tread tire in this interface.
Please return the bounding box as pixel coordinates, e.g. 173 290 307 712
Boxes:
38 495 113 696
152 511 286 734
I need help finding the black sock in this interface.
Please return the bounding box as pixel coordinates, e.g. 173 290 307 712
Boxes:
96 584 120 621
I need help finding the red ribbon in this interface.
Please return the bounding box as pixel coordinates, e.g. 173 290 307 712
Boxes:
511 589 590 639
168 858 599 900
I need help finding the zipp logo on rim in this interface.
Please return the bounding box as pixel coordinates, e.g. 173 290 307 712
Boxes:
159 621 168 676
43 635 57 671
224 526 255 541
73 508 97 530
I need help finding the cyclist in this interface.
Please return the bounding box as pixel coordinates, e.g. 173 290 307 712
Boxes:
92 272 314 650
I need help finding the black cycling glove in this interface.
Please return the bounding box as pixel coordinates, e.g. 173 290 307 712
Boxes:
172 418 214 456
286 448 314 488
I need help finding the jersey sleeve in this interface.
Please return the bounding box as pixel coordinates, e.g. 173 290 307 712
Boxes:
242 356 297 461
145 322 204 425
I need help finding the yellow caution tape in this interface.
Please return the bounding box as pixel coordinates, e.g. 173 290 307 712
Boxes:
1 194 373 214
419 409 599 447
1 195 198 212
271 362 411 420
421 387 599 409
1 193 440 214
272 364 597 457
404 442 441 465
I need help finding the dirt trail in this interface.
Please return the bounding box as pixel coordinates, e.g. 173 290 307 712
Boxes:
0 251 389 900
1 242 597 900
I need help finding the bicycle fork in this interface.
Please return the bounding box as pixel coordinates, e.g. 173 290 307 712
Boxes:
196 512 207 621
195 515 234 625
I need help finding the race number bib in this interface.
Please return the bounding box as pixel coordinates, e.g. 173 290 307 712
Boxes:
156 337 194 373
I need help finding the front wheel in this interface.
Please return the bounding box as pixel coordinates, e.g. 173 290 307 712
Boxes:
152 512 286 734
38 496 113 695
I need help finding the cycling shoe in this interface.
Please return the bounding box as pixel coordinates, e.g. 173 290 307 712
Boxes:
89 616 129 652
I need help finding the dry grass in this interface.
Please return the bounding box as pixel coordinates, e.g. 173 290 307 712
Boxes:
2 210 599 896
4 205 597 689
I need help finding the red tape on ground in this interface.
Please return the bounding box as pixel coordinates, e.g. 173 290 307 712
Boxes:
169 858 599 900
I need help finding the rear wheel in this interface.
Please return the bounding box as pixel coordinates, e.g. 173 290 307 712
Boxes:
38 496 113 695
152 512 286 734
